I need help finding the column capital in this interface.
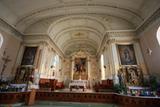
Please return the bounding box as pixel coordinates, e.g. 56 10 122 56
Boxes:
106 39 116 45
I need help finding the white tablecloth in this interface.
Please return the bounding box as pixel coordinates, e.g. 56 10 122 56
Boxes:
69 80 87 88
10 84 27 88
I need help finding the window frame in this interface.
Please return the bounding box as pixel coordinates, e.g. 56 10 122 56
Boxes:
0 33 3 49
157 26 160 45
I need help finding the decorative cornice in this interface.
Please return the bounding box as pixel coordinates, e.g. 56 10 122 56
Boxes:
136 7 160 34
106 39 116 45
106 30 136 37
114 38 139 44
0 18 23 40
96 32 108 55
23 34 65 58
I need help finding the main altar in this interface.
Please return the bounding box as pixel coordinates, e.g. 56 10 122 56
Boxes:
69 80 88 91
71 50 90 81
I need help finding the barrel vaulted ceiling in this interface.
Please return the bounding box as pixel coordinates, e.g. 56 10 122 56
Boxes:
0 0 160 56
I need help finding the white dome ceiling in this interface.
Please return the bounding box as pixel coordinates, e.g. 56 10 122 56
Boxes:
0 0 160 56
1 0 160 31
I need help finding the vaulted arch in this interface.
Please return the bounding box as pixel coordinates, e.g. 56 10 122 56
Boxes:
47 15 106 56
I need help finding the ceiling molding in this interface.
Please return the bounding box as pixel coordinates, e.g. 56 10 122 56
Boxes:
21 13 135 33
61 39 98 49
136 7 160 35
15 4 143 29
0 18 23 40
47 15 106 36
48 15 106 29
63 41 97 56
53 27 102 42
16 4 142 23
96 32 108 56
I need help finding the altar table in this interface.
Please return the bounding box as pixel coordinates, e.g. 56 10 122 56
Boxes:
69 80 87 91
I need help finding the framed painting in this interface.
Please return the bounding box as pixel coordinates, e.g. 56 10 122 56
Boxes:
117 44 137 65
21 46 38 65
74 58 86 72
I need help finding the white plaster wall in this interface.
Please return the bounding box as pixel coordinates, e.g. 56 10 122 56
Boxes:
88 57 100 87
139 18 160 79
0 30 21 80
62 58 71 87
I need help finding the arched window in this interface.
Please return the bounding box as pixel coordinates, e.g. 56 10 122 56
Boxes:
101 54 105 80
0 33 3 48
54 55 59 66
52 54 59 71
157 26 160 45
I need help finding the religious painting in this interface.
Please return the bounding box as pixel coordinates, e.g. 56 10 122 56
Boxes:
21 46 38 65
74 58 86 72
117 44 137 65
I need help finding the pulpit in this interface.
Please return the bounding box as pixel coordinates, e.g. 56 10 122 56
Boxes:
39 78 57 91
94 79 113 92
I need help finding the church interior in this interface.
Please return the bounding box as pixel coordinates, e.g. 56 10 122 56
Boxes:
0 0 160 107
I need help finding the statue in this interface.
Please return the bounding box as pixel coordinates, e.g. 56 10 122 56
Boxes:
33 69 40 85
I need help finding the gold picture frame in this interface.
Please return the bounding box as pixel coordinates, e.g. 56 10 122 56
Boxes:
117 44 137 65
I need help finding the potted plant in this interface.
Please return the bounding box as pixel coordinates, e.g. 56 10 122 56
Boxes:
114 84 127 94
149 75 158 96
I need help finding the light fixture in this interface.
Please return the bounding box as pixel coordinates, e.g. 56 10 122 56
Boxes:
146 48 152 55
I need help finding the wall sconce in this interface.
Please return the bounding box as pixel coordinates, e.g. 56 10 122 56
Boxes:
146 48 152 55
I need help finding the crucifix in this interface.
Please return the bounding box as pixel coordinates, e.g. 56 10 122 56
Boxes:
0 50 11 80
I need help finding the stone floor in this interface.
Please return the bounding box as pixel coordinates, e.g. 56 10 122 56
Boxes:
54 88 94 93
53 88 114 93
23 101 119 107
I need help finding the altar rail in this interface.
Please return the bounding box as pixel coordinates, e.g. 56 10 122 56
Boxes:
0 92 29 104
36 92 160 107
0 91 160 106
0 89 36 106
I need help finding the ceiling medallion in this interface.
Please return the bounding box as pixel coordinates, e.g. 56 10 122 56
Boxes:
72 32 88 39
